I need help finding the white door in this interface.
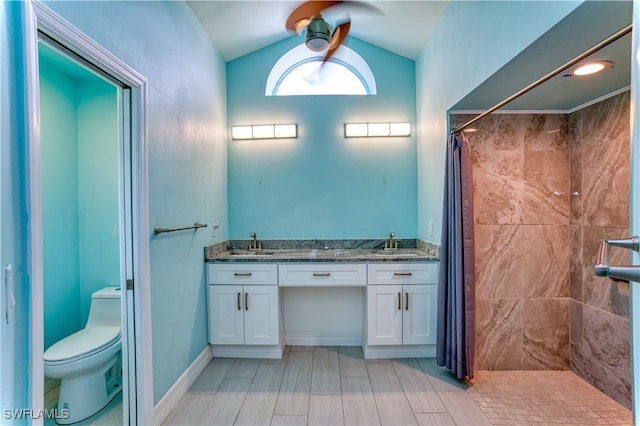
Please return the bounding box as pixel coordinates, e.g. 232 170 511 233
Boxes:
243 285 279 345
402 285 437 345
209 285 244 345
367 285 402 345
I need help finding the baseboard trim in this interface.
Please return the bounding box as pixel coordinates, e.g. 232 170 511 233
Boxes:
285 331 362 346
153 346 212 425
211 344 284 359
362 344 436 359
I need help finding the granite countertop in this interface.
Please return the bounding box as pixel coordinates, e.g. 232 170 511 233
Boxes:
205 239 439 263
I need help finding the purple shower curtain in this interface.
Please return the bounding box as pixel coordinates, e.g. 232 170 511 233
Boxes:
436 132 476 380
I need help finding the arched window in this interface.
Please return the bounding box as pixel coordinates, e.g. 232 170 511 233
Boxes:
266 44 377 96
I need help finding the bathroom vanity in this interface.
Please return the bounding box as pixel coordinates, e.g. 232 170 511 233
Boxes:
205 241 439 359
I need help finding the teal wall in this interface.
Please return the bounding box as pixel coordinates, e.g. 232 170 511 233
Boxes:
43 0 229 404
76 78 120 324
415 1 583 244
39 59 82 350
39 49 120 350
227 37 417 239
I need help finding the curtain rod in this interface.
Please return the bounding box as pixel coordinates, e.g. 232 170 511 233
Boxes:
451 24 633 135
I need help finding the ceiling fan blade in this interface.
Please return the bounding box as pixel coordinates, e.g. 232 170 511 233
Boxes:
285 1 343 33
324 21 351 63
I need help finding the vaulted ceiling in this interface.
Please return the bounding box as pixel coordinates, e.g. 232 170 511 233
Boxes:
187 1 632 112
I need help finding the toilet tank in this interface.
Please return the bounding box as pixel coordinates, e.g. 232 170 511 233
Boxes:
86 286 121 327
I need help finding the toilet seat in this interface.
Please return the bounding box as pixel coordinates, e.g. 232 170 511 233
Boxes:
44 326 121 364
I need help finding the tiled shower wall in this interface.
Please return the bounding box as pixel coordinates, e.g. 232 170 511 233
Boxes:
569 91 631 408
451 90 630 408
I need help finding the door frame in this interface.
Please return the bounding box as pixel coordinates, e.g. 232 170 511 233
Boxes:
23 1 153 423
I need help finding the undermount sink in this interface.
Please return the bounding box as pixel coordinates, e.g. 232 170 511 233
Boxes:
228 250 275 257
372 250 420 257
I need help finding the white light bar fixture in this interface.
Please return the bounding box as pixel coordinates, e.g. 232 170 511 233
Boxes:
344 122 411 138
231 124 297 140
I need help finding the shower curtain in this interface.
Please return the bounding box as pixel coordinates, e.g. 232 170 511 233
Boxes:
437 132 475 380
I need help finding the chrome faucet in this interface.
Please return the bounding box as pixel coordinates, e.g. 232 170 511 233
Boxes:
248 232 263 251
384 232 399 251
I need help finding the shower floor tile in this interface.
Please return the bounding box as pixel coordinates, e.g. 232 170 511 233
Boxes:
468 370 632 425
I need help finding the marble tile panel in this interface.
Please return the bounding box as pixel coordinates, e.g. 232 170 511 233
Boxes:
581 226 630 318
569 300 584 373
471 150 523 225
462 114 524 152
571 303 632 409
569 225 583 302
522 298 569 370
475 299 523 370
523 114 568 151
474 225 523 299
582 138 630 228
580 91 630 148
567 108 582 151
569 139 583 224
523 150 570 224
521 225 569 298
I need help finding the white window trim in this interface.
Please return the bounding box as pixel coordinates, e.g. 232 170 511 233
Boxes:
265 43 377 96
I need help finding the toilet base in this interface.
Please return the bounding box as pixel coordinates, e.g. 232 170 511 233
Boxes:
55 353 122 424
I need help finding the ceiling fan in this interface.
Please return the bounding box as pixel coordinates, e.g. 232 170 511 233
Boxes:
285 1 380 64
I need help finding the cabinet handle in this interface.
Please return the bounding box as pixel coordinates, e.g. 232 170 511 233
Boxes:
405 292 409 310
394 272 413 277
237 292 241 310
234 272 252 277
245 292 249 311
313 272 331 277
397 292 401 310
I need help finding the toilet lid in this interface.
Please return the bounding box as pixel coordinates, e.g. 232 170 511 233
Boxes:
44 326 121 362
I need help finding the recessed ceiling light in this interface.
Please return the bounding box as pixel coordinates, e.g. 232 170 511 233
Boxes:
572 60 614 76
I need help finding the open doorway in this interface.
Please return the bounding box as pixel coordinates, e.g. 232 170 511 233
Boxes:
38 39 124 425
21 2 153 424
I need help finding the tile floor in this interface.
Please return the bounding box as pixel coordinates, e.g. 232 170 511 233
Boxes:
161 346 632 425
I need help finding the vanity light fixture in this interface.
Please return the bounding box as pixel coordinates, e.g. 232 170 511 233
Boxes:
344 122 411 138
231 124 297 140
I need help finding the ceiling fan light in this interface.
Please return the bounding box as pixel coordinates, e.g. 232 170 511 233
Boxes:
305 17 331 52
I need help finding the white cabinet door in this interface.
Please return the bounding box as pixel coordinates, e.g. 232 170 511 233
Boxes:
367 285 403 345
243 285 279 345
209 285 244 345
402 285 437 345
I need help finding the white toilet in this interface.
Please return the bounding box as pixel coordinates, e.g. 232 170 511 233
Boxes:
44 286 122 424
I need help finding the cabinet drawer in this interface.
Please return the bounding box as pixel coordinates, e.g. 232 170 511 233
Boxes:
367 263 438 285
279 263 366 287
208 263 278 285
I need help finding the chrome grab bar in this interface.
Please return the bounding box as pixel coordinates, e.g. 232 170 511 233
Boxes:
594 236 640 282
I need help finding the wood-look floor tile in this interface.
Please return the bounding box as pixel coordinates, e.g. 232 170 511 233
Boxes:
311 346 341 395
198 377 252 425
437 391 492 425
235 363 286 425
341 377 380 426
189 357 235 394
308 394 343 425
366 361 417 425
337 346 368 378
415 358 467 392
161 394 211 425
228 358 261 378
414 412 456 425
274 351 313 416
270 415 308 425
392 359 446 413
